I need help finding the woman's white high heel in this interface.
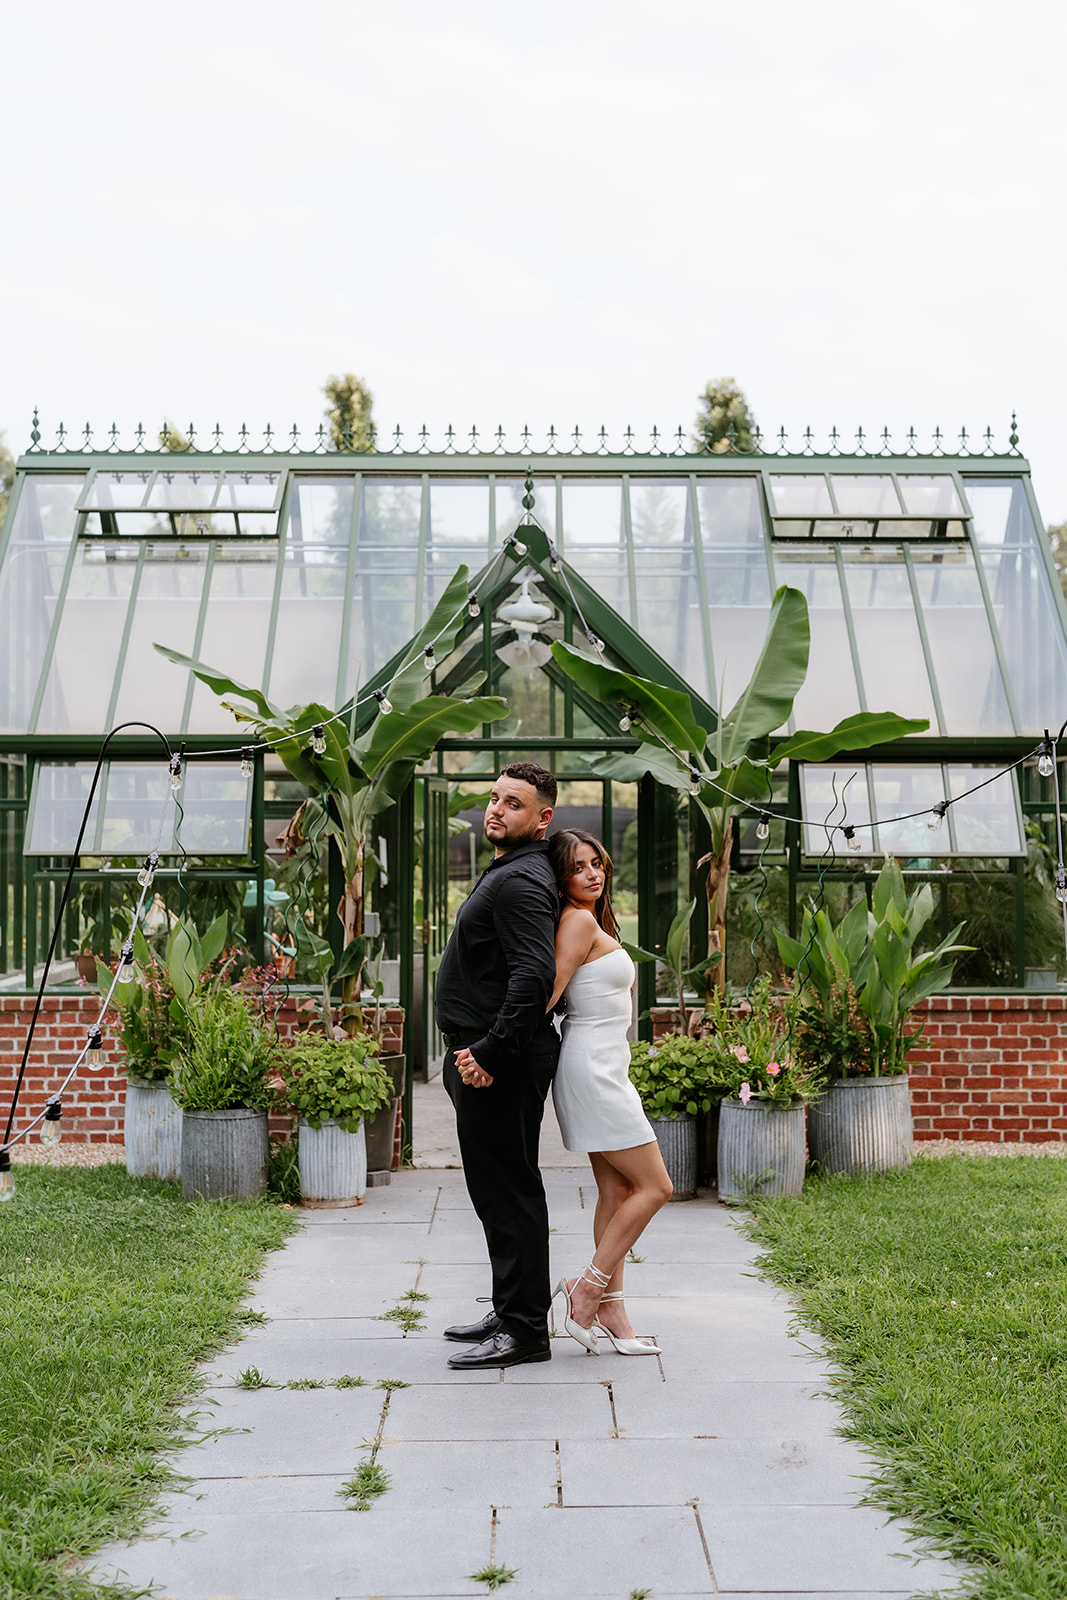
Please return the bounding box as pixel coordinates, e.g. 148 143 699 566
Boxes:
594 1292 661 1355
552 1262 610 1354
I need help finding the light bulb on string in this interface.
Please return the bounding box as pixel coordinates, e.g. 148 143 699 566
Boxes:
137 851 158 889
688 769 702 798
86 1027 104 1069
311 725 327 755
511 534 527 555
374 689 393 716
843 825 863 854
1056 865 1067 906
1038 743 1055 779
423 645 436 669
117 942 135 983
40 1101 62 1147
240 748 254 778
467 592 481 619
927 801 949 833
0 1150 13 1203
755 815 771 843
168 754 182 791
618 706 632 732
586 632 605 655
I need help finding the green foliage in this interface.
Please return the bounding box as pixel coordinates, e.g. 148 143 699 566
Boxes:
168 989 280 1110
792 979 876 1080
0 429 15 530
626 898 719 1031
235 1366 276 1389
776 858 971 1076
377 1303 426 1331
267 1136 301 1202
0 1164 294 1600
628 1034 716 1118
951 823 1065 986
100 914 232 1082
702 977 819 1106
340 1459 390 1510
748 1155 1067 1600
324 372 375 453
278 1033 393 1132
694 377 757 454
469 1564 518 1592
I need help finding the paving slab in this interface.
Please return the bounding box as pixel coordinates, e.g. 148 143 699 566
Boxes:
492 1505 714 1596
204 1330 501 1386
383 1378 614 1440
611 1377 843 1440
560 1434 876 1505
168 1388 386 1477
375 1438 559 1509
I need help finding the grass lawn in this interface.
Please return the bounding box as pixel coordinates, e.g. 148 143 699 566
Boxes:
0 1162 295 1600
747 1153 1067 1600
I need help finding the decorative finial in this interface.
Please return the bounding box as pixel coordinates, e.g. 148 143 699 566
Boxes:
30 408 40 449
1009 411 1020 452
521 470 535 513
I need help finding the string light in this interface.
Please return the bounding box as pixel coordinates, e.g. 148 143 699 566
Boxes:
843 825 863 854
926 801 949 833
510 535 527 555
0 1150 12 1202
86 1027 104 1069
619 713 632 733
467 592 480 619
40 1100 62 1147
423 644 436 669
137 850 159 888
374 689 393 716
586 632 605 654
1038 741 1055 779
240 747 254 777
689 769 702 798
117 942 135 983
168 753 182 791
1057 865 1067 906
311 724 327 755
755 815 771 843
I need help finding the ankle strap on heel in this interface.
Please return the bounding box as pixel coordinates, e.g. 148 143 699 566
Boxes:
580 1262 612 1290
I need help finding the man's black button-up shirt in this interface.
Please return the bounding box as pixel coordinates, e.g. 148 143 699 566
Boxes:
434 838 559 1075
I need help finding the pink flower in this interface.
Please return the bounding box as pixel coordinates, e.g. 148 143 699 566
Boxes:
739 1082 751 1105
730 1044 749 1063
269 1075 286 1093
767 1062 781 1076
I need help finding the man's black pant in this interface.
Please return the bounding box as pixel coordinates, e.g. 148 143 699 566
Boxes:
443 1027 559 1343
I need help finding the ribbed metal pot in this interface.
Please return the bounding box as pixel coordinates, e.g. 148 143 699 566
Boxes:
124 1077 182 1180
298 1117 367 1208
807 1075 913 1175
717 1100 806 1201
649 1113 697 1201
180 1108 269 1201
365 1054 406 1179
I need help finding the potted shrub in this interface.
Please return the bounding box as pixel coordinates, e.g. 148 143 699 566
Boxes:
628 1034 716 1200
704 978 819 1201
777 857 970 1175
168 987 279 1201
277 1033 394 1207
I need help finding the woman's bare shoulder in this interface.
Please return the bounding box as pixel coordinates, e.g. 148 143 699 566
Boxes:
558 904 599 933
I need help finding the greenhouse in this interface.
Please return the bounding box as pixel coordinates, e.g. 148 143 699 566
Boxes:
2 423 1066 1131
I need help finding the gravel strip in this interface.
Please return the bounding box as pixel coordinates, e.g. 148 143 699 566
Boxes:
9 1142 124 1167
916 1138 1067 1158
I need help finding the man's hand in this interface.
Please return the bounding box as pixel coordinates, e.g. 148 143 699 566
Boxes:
454 1047 494 1089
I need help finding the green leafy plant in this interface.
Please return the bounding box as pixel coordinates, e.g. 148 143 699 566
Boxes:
628 1034 717 1119
156 564 509 1030
275 1032 393 1132
234 1366 276 1389
702 977 820 1107
334 1373 367 1387
168 988 280 1111
377 1303 426 1332
341 1459 391 1511
469 1565 518 1592
376 1377 410 1390
100 913 230 1082
550 589 927 996
776 858 971 1076
626 897 720 1032
286 1378 326 1389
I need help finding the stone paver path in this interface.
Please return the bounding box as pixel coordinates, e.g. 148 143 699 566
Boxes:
88 1162 963 1599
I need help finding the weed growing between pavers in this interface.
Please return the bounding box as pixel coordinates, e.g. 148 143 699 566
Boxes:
377 1302 426 1331
334 1373 367 1387
0 1163 295 1600
746 1154 1067 1600
286 1378 327 1389
469 1562 518 1591
235 1366 277 1389
340 1460 391 1511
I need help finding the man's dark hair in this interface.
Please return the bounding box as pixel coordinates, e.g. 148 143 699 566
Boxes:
500 762 557 808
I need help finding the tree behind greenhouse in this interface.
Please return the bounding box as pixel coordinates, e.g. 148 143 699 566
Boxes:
694 377 757 454
324 372 375 452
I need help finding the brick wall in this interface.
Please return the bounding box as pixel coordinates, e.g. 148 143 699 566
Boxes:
0 995 403 1149
910 995 1067 1142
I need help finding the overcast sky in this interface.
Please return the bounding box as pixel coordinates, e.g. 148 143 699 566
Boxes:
3 0 1066 518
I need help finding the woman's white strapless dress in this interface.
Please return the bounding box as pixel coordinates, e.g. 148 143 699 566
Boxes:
552 947 657 1154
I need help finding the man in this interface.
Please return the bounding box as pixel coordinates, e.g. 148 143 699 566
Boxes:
435 762 560 1371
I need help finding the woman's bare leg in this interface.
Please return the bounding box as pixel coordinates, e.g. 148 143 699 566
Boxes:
566 1141 672 1332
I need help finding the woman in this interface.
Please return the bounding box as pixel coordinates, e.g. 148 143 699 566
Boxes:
547 828 673 1355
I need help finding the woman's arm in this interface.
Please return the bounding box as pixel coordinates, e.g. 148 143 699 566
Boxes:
548 906 598 1010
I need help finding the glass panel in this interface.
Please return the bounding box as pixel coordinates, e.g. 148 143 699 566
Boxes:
909 546 1014 734
870 765 947 855
883 520 932 539
965 478 1067 735
187 544 279 732
947 764 1024 855
840 550 938 728
175 763 253 853
26 761 252 856
768 475 832 516
495 478 556 540
814 519 873 540
341 479 423 697
288 477 355 546
696 477 764 547
634 546 704 690
632 479 689 545
706 549 774 715
25 763 101 854
111 553 210 730
34 545 137 733
898 475 964 516
560 480 628 619
829 475 902 516
146 471 221 508
428 479 491 547
267 544 346 709
770 547 861 728
218 471 282 509
800 764 872 856
0 476 85 733
94 511 174 539
83 471 153 508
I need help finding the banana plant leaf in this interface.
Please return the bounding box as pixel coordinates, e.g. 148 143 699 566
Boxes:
550 642 708 755
774 710 930 764
360 695 509 783
152 643 280 724
588 742 690 789
382 565 474 716
715 587 809 767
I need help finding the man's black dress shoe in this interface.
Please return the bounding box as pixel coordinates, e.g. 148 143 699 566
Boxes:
443 1310 503 1343
447 1330 551 1370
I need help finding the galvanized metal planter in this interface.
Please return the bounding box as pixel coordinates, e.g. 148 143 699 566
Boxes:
180 1108 269 1201
365 1054 405 1184
298 1117 367 1208
717 1100 806 1201
649 1113 697 1201
124 1077 182 1181
807 1075 913 1175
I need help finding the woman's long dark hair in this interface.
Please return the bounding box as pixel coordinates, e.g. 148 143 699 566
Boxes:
548 828 620 941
